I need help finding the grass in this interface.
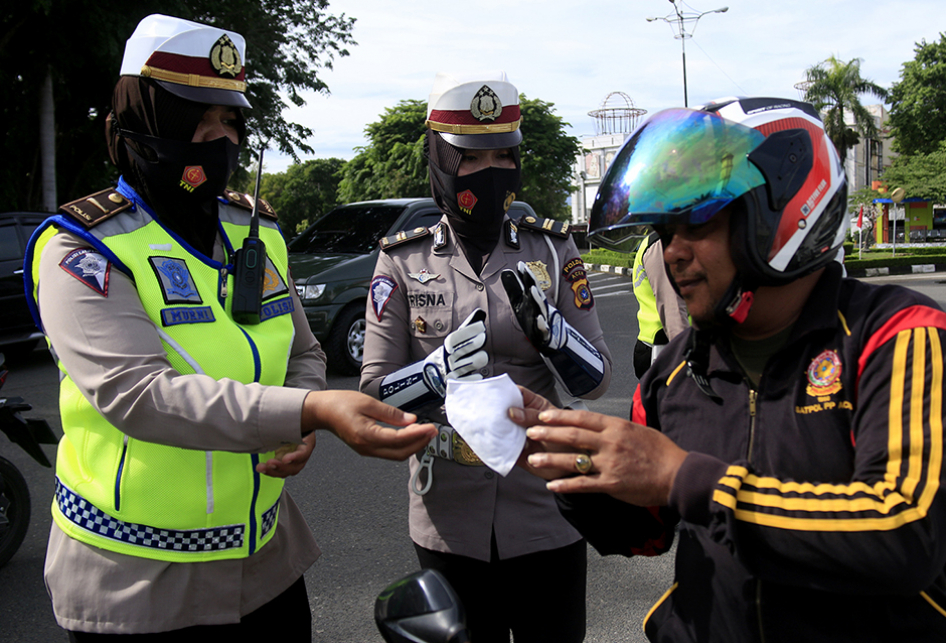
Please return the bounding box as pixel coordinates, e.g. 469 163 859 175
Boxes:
581 244 946 272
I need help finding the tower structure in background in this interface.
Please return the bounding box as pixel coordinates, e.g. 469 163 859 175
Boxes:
571 92 646 227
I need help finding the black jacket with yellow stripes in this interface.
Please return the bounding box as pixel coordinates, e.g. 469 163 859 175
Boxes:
560 262 946 642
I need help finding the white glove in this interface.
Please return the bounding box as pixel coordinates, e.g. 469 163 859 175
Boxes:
422 308 488 396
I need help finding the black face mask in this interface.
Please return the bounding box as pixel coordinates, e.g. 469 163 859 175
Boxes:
120 129 240 208
431 164 522 240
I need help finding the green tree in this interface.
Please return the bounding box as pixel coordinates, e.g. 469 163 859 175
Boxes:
888 33 946 157
261 158 345 239
337 95 580 221
803 56 888 166
881 140 946 204
518 95 581 220
1 0 354 211
336 99 429 202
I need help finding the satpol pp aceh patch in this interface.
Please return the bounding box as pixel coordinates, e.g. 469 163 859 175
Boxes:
806 349 843 397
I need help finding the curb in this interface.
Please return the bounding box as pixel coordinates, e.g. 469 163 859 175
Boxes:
589 263 946 279
587 263 633 276
845 264 946 278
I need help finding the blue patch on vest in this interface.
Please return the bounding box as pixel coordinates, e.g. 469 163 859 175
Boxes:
149 256 202 304
260 296 294 322
161 306 216 326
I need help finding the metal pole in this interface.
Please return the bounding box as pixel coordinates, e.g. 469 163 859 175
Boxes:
892 205 897 258
647 3 728 109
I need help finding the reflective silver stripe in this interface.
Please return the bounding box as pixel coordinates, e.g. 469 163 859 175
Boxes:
379 361 438 410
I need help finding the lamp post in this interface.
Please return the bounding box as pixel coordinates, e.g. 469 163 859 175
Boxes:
647 1 728 107
890 186 905 258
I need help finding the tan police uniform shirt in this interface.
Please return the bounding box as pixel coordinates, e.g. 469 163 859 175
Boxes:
361 216 612 562
37 228 324 634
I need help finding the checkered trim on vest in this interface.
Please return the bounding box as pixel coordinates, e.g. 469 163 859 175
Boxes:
56 479 279 552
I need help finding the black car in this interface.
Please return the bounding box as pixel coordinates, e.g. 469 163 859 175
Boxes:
288 198 538 375
0 213 50 359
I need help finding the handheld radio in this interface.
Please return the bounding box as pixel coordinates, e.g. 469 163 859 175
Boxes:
231 147 267 325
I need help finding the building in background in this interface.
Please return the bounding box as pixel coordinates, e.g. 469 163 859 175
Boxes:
850 104 897 195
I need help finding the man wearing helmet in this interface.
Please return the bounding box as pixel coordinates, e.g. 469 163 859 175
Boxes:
514 97 946 641
25 14 434 640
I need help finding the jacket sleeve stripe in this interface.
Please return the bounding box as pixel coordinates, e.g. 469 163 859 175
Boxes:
632 384 647 426
857 305 946 385
921 591 946 618
711 327 943 533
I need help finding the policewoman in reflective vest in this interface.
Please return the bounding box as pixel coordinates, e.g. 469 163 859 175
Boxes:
632 231 689 379
25 14 433 640
361 71 613 643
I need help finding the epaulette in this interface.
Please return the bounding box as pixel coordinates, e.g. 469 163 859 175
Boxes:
223 190 278 221
59 188 132 228
380 226 432 252
517 214 570 239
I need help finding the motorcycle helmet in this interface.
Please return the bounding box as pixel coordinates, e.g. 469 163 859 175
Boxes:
589 97 847 323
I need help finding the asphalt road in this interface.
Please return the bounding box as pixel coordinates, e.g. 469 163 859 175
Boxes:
2 270 944 642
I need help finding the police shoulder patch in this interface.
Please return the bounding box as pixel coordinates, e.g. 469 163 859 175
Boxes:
370 275 398 320
60 248 111 296
517 214 569 239
59 189 132 228
223 190 278 221
380 227 432 252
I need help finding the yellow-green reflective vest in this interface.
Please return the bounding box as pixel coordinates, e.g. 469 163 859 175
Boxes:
633 232 663 344
27 197 296 563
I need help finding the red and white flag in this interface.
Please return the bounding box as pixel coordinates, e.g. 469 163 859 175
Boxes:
857 205 864 228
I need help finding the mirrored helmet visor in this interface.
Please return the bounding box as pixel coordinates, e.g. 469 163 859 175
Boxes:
588 108 767 249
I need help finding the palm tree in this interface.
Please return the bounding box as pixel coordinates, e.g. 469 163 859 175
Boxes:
803 56 888 167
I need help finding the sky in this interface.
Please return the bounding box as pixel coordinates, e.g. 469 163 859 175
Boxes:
265 0 944 173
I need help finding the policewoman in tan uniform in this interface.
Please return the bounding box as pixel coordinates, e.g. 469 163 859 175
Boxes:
360 71 612 643
26 15 433 641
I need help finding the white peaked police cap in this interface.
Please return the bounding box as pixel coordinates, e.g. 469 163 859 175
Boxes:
426 71 522 149
119 13 251 108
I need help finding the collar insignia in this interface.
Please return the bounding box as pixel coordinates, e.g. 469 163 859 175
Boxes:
408 269 441 285
505 220 520 249
470 85 502 122
433 223 448 250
